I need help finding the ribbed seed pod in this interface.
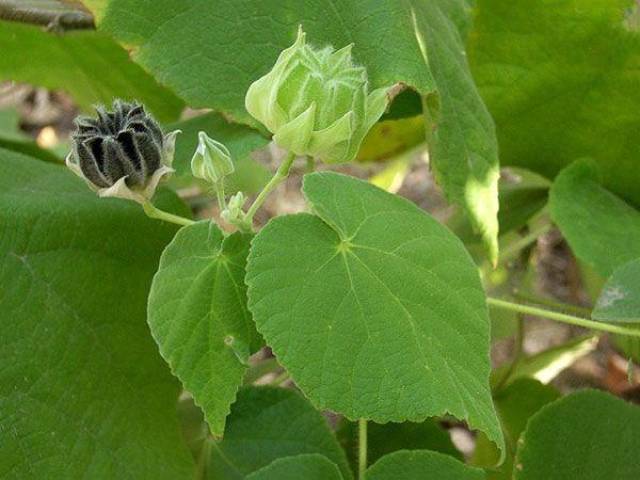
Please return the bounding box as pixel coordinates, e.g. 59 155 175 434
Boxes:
66 100 179 203
72 100 163 188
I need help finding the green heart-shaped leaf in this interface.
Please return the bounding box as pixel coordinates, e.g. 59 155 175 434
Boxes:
148 221 261 435
246 172 503 453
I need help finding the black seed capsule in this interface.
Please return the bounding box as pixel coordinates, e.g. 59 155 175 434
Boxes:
71 100 164 189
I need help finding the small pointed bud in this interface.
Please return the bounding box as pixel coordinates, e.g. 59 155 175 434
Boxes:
221 192 246 225
245 26 392 163
66 100 176 204
190 132 234 185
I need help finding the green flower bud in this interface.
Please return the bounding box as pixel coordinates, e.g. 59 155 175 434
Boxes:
190 131 235 184
221 191 246 225
66 100 179 204
245 27 391 163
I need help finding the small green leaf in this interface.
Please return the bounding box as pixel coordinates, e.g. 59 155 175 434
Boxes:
148 221 260 436
0 149 193 478
515 390 640 479
338 418 461 472
550 160 640 277
367 450 485 480
593 258 640 323
0 21 183 122
246 455 344 480
246 172 503 453
206 386 352 480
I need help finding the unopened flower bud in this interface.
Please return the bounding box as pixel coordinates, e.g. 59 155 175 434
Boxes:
245 27 391 163
66 100 178 203
190 132 234 185
221 191 246 224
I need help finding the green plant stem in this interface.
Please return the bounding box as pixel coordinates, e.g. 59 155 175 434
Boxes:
306 156 316 173
242 151 296 229
513 290 592 317
272 370 290 386
195 437 213 480
358 418 367 480
487 297 640 338
494 314 525 391
142 201 195 227
499 222 552 263
215 181 226 212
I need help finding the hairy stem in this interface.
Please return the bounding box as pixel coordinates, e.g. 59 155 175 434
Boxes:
487 297 640 338
142 201 195 227
241 151 296 230
358 418 368 480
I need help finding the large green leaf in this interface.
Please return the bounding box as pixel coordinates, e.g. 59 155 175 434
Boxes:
367 450 485 480
97 0 499 262
338 418 461 472
515 390 640 479
593 258 640 323
468 0 640 207
0 149 193 478
550 160 640 277
0 20 183 122
246 172 503 452
246 455 343 480
99 0 434 121
147 221 261 436
205 386 352 480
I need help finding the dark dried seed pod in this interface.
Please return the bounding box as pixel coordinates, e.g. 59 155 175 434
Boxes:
70 100 165 189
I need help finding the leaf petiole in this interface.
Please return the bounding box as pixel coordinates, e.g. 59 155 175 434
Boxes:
358 418 367 480
241 151 296 230
215 181 227 212
142 201 195 227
